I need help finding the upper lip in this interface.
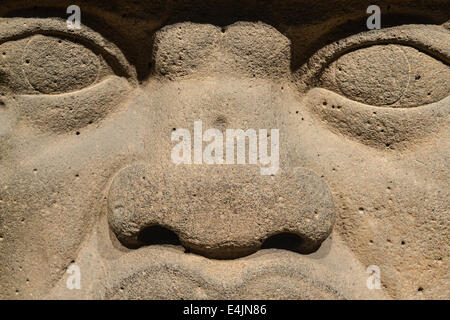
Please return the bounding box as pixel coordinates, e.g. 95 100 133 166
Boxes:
99 243 384 299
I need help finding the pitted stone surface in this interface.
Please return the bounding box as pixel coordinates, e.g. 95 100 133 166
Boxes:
0 1 449 300
23 35 100 94
320 44 450 107
45 221 387 300
108 164 335 258
153 22 291 79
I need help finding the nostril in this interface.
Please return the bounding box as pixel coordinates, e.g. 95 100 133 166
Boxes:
116 225 181 249
137 225 181 247
108 164 335 259
261 232 319 254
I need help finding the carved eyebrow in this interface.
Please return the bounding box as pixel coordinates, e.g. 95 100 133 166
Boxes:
296 24 450 89
0 17 137 83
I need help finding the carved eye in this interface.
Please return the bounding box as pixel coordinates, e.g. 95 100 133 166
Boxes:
23 35 101 94
0 34 115 95
0 18 137 134
319 44 450 107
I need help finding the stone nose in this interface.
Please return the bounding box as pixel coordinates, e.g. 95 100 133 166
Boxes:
107 163 336 258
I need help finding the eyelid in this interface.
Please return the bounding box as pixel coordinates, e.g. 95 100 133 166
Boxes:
296 24 450 89
0 17 137 84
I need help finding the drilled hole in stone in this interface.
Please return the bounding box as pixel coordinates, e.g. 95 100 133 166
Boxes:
137 225 181 246
215 115 227 126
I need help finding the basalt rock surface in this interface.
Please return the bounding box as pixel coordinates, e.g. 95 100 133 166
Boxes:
0 0 448 300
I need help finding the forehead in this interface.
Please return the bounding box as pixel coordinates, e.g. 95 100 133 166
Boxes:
1 1 448 78
2 0 447 24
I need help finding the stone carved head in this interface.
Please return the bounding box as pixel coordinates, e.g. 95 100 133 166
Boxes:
0 0 448 299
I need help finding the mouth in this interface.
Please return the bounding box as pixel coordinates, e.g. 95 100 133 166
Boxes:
105 245 345 300
46 215 387 300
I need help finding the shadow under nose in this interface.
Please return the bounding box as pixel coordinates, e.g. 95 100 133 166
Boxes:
107 163 336 259
137 225 181 247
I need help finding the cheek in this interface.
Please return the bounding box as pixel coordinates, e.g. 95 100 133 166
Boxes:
301 88 449 150
286 92 448 296
0 106 145 298
0 100 17 147
330 157 448 296
0 165 102 298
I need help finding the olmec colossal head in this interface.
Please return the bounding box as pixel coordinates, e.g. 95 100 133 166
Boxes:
0 0 448 299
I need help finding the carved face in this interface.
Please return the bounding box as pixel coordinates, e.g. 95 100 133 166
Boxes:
0 1 448 299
